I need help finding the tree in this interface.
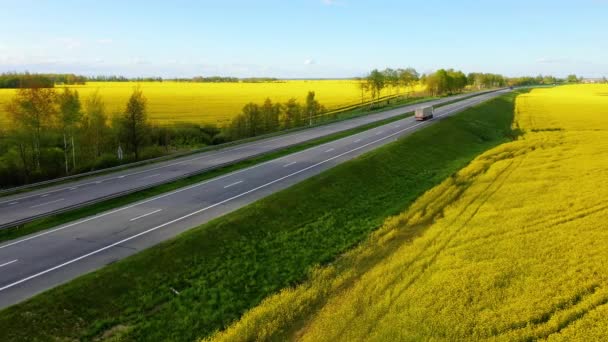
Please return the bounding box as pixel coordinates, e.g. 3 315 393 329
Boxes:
356 77 369 104
398 68 419 96
57 88 82 173
5 87 57 174
366 69 386 104
281 98 302 129
260 98 280 133
119 87 149 160
424 69 468 96
242 102 262 137
382 68 399 95
567 74 579 83
305 91 322 126
82 90 108 158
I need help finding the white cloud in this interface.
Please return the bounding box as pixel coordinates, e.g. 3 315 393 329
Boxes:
304 58 316 65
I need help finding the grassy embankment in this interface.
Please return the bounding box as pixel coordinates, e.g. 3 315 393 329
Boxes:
210 84 608 341
0 91 519 341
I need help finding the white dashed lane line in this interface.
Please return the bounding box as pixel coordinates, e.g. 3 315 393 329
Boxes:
29 199 65 209
223 180 244 189
0 260 18 269
129 209 162 222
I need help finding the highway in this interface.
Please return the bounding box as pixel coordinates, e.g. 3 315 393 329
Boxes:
0 90 496 229
0 89 509 308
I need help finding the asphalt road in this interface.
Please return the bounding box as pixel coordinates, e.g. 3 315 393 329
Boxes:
0 90 496 229
0 89 509 309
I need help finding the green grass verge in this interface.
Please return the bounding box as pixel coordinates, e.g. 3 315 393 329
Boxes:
0 111 414 243
0 91 519 342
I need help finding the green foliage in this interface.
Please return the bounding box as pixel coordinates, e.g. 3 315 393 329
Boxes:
118 87 149 160
0 72 87 88
467 72 506 89
424 68 468 95
226 92 326 140
0 93 517 341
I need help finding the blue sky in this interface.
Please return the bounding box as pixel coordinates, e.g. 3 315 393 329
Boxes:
1 0 607 78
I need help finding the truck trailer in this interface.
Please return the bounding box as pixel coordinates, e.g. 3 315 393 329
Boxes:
415 106 434 121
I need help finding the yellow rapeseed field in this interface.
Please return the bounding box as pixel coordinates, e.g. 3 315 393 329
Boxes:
207 84 608 341
0 80 420 127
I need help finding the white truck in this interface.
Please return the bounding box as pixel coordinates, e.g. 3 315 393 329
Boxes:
415 106 434 121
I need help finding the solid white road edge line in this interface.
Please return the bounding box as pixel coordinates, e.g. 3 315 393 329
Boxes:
129 209 162 222
283 161 297 167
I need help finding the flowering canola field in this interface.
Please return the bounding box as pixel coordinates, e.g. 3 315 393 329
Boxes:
207 85 608 341
0 80 397 127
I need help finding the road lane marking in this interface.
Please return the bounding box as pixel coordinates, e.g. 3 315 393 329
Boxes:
0 91 503 250
224 180 243 188
40 194 49 198
324 148 334 153
129 209 162 222
117 175 125 179
8 202 18 205
354 139 362 143
394 124 400 128
143 173 161 179
283 161 297 167
376 131 384 135
0 260 17 268
29 198 65 209
69 187 78 191
95 181 102 184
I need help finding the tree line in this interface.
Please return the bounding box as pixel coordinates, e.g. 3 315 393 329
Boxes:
0 86 227 187
226 91 325 140
0 73 286 88
358 68 420 103
175 77 281 83
0 73 87 88
0 86 326 187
